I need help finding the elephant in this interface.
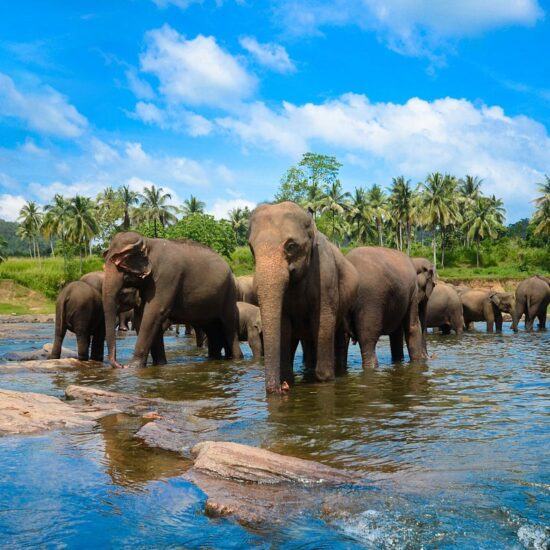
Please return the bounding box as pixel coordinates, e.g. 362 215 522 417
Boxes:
49 281 105 361
102 232 242 368
248 202 358 393
410 257 437 349
459 289 515 332
346 247 425 368
512 275 550 331
425 282 464 334
237 301 263 358
235 275 258 305
80 271 138 331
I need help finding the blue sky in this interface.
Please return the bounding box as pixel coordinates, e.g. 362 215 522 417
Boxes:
1 0 549 223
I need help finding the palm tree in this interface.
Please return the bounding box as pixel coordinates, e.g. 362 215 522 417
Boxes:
17 200 43 261
96 187 123 243
348 187 369 244
135 185 178 238
418 172 462 267
389 176 415 253
316 180 350 242
66 195 99 273
43 194 71 272
459 175 483 202
118 184 140 231
532 176 550 237
300 183 324 218
365 184 387 246
180 194 206 216
0 235 6 262
462 197 502 267
228 207 251 246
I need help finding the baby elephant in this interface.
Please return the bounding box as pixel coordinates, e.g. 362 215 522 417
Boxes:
237 302 263 359
459 289 515 332
49 281 105 361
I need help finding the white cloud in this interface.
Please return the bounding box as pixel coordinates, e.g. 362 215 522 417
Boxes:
0 72 88 138
0 194 28 222
133 101 214 136
239 36 296 73
217 93 550 213
276 0 543 57
125 67 156 100
19 138 48 156
140 25 256 108
208 198 257 219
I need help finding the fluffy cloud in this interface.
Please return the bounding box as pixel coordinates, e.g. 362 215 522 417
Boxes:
276 0 543 56
239 37 296 73
0 194 27 222
0 72 88 138
140 25 256 108
217 93 550 213
208 198 257 219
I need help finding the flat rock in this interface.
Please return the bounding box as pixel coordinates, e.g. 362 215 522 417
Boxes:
190 441 353 485
0 358 103 371
0 388 109 435
3 343 77 362
65 385 218 455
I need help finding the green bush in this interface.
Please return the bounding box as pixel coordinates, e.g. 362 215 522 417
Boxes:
229 246 255 276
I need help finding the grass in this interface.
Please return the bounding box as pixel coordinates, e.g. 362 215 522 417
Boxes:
438 266 550 281
0 279 55 314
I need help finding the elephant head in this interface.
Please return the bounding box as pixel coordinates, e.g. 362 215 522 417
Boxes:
103 232 152 367
248 202 316 393
490 291 515 314
411 257 436 304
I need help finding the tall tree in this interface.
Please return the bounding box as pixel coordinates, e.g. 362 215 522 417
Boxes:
118 184 139 231
135 185 178 238
389 176 415 253
463 197 502 267
66 195 99 273
365 184 387 247
227 206 251 246
532 175 550 238
96 187 123 245
348 187 369 244
316 180 350 242
419 172 462 267
43 194 71 272
17 200 43 261
180 194 206 216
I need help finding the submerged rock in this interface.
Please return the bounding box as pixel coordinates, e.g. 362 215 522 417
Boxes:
0 388 108 435
3 343 77 362
0 358 102 371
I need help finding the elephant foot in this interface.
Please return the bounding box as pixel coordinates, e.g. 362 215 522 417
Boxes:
266 381 290 394
127 358 147 368
118 327 128 332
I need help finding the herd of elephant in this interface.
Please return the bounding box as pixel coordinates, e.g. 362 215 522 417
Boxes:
49 201 550 394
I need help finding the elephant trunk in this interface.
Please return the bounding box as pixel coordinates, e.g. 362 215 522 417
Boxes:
103 262 124 368
255 249 289 394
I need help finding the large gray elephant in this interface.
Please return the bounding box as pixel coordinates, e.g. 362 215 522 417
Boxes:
346 247 425 368
512 275 550 331
235 275 258 305
102 232 242 368
410 257 436 349
49 281 105 361
248 202 358 393
425 282 464 334
459 289 515 332
237 301 263 358
80 271 137 331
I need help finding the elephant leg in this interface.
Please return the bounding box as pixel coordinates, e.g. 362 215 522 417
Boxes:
404 301 425 361
76 332 91 361
358 337 378 369
205 322 224 359
453 314 464 335
279 316 294 386
334 326 349 375
389 326 404 361
538 310 547 330
248 328 263 359
90 326 105 362
512 301 523 332
49 324 66 359
525 308 534 331
314 311 337 383
221 309 243 360
150 329 167 366
440 324 451 335
195 326 207 348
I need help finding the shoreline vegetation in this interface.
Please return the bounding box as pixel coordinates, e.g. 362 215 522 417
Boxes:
0 153 548 314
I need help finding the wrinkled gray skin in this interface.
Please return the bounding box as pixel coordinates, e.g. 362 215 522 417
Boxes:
426 282 464 334
459 289 515 332
410 257 437 350
103 232 242 368
80 271 138 331
49 281 105 361
235 275 258 306
248 202 358 393
237 301 263 358
512 275 550 331
346 247 425 368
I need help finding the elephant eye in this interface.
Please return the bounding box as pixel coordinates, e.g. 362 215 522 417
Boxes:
285 240 298 254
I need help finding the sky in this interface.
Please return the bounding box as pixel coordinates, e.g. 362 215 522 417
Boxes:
0 0 549 223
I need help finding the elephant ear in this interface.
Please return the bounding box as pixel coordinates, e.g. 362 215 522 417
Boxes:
489 292 501 307
109 238 152 279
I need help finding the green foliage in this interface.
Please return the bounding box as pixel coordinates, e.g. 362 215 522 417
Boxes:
229 246 255 276
0 256 104 300
165 213 237 258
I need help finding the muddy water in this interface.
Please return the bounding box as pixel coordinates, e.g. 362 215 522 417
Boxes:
0 323 549 548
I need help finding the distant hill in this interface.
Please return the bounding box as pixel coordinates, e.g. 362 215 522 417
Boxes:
0 219 50 257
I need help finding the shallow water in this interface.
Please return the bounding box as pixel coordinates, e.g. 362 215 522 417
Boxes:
0 323 549 548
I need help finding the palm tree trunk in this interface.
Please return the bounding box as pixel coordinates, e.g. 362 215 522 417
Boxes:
154 218 158 238
406 223 411 256
399 223 403 251
79 245 83 275
476 238 480 268
441 229 445 268
50 238 55 258
378 221 383 246
432 228 437 268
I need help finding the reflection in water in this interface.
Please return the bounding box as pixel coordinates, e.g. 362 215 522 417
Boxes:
0 324 548 547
